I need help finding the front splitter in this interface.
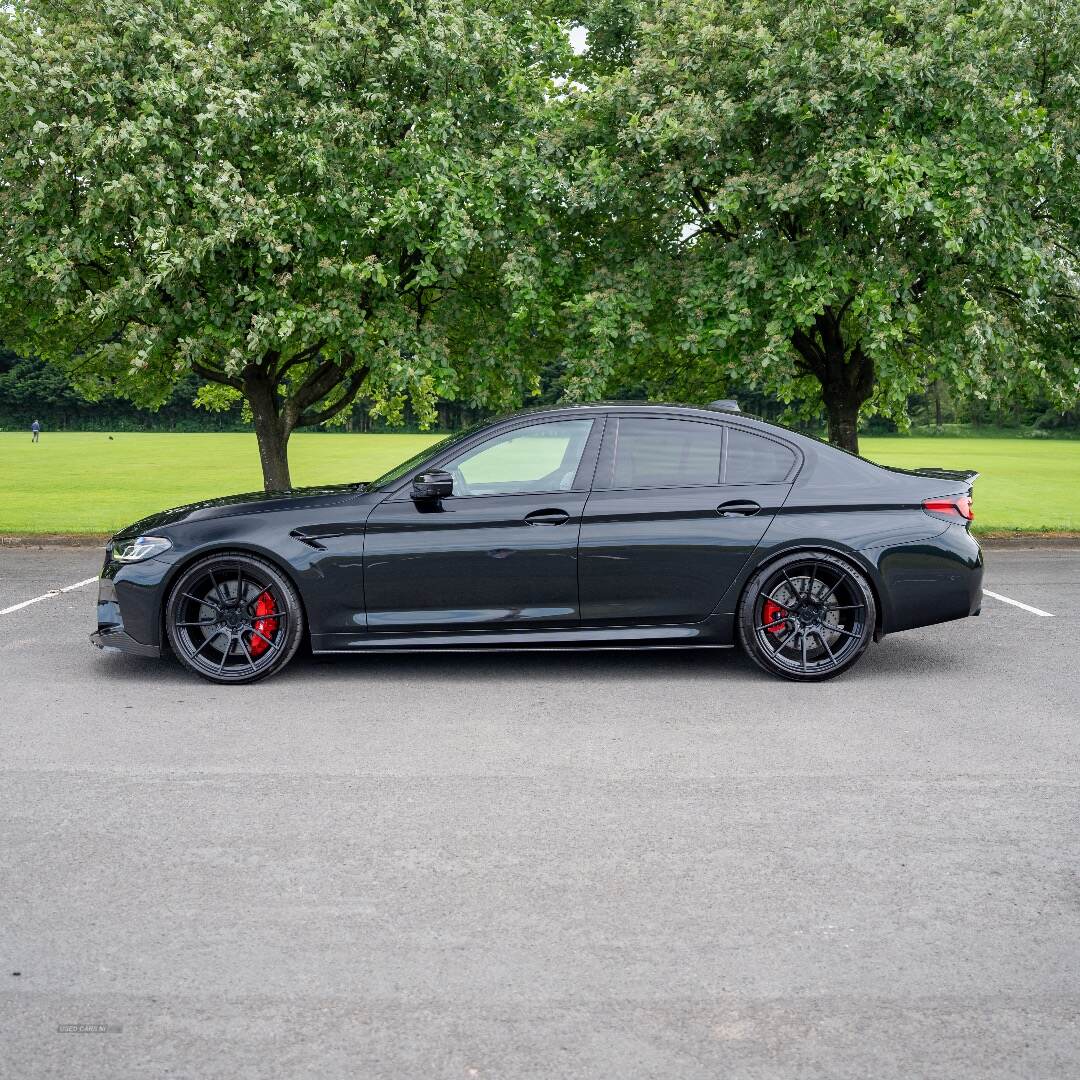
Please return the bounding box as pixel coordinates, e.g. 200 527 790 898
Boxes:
90 628 161 658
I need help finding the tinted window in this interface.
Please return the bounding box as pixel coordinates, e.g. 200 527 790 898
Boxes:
612 418 723 489
726 429 796 484
444 419 594 496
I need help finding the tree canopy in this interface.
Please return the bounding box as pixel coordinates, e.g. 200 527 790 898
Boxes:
538 0 1080 450
1 0 1077 467
0 0 564 486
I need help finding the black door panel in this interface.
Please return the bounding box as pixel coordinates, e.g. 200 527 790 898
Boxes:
579 485 784 624
364 493 587 630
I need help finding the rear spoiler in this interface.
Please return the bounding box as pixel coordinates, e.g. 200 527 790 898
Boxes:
908 468 978 485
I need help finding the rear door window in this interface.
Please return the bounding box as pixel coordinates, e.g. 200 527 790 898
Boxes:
611 418 724 489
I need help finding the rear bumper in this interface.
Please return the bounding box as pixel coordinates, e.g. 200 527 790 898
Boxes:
90 626 161 658
868 525 983 634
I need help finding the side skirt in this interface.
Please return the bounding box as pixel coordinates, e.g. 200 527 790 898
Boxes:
313 642 735 655
311 617 735 654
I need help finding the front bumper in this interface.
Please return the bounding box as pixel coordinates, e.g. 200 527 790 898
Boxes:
90 625 161 658
91 557 167 658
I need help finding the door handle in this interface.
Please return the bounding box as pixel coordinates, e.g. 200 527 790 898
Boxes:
524 508 571 526
716 500 761 517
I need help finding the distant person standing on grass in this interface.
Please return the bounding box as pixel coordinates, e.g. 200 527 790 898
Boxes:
31 419 40 443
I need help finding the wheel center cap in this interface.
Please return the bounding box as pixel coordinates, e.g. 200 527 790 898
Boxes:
223 607 245 630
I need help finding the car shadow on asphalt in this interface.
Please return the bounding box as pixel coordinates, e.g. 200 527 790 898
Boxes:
91 631 968 686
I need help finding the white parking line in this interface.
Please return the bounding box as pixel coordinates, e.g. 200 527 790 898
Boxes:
983 589 1055 618
0 577 98 616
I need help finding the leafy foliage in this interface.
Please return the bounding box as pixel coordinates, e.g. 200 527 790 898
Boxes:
536 0 1080 449
2 0 1078 466
0 0 565 484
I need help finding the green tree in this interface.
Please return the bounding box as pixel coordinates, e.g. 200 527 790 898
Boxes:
0 0 564 487
0 348 80 413
540 0 1080 451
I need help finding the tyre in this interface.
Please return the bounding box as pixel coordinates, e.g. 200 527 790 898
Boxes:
165 553 304 684
737 551 876 681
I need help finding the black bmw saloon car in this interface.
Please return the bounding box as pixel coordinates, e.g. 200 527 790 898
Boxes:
91 401 983 683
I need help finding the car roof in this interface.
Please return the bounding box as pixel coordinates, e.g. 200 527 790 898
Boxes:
501 401 875 469
502 400 789 433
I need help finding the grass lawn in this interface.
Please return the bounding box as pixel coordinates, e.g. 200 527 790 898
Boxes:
1 431 442 535
860 436 1080 533
1 430 1077 535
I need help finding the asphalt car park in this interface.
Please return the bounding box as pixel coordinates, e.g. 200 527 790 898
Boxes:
2 543 1079 1078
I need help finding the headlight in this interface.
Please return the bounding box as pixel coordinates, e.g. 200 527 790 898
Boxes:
112 535 173 563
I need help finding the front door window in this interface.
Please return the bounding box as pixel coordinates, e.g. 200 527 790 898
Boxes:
443 419 594 497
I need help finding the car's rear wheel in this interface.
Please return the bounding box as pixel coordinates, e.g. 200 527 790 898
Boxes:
737 551 876 681
165 553 304 684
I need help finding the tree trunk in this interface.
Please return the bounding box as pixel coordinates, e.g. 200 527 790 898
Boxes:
791 316 875 455
196 350 369 491
244 369 293 490
824 394 863 454
816 334 875 454
820 346 874 455
253 416 292 490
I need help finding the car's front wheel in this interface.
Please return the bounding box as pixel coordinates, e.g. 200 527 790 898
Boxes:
737 551 876 681
165 553 304 684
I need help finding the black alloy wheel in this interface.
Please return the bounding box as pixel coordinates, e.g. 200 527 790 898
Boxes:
165 553 304 684
737 551 876 681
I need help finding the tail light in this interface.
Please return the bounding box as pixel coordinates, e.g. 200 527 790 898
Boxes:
923 494 974 523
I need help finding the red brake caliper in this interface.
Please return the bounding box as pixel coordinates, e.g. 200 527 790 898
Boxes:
762 599 789 635
249 590 278 657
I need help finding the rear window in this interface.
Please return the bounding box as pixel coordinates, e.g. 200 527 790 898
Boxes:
725 429 796 484
612 418 724 488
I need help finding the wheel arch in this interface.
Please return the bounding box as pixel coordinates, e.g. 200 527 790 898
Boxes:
734 542 886 642
159 543 312 652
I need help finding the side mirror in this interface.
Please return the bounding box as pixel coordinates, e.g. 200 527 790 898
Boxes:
411 469 453 501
